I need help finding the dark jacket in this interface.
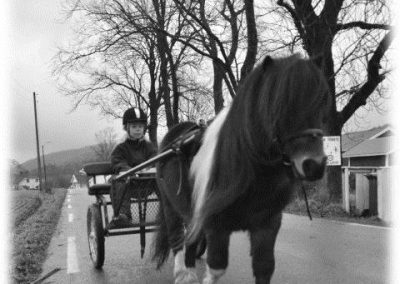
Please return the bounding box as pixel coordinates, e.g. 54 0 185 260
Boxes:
111 138 157 173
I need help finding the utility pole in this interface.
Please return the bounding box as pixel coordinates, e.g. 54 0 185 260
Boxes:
42 145 47 192
33 92 43 192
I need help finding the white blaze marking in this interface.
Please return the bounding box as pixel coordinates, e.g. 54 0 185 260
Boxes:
67 237 80 274
190 105 230 237
203 264 226 284
174 250 186 277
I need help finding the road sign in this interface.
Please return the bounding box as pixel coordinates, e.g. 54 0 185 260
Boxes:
323 136 341 166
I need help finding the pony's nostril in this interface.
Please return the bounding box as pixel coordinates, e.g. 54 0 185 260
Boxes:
302 158 326 181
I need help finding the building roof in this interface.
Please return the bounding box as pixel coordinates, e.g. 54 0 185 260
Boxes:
342 136 395 158
341 124 390 152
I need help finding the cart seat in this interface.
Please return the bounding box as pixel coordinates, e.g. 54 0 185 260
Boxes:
83 162 114 176
88 183 111 195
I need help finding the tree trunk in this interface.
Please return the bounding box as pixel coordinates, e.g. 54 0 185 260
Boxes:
152 0 173 128
213 61 224 114
240 0 257 82
148 106 158 147
323 114 343 202
166 53 180 125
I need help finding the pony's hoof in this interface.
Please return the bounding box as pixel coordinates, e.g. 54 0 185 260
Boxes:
202 267 225 284
174 268 200 284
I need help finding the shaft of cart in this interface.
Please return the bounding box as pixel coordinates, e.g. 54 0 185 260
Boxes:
114 128 201 181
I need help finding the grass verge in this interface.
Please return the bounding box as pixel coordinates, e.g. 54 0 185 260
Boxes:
11 188 67 283
11 190 42 228
285 194 387 227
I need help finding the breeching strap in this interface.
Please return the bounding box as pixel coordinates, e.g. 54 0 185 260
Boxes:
301 183 312 221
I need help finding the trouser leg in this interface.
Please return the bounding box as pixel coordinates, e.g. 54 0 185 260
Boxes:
110 180 132 219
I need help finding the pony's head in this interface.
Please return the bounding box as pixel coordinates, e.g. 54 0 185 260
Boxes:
278 128 326 181
233 54 331 181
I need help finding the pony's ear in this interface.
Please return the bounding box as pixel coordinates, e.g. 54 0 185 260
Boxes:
262 56 274 71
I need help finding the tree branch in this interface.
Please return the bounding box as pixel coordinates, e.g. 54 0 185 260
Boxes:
337 21 392 31
338 30 393 126
277 0 306 40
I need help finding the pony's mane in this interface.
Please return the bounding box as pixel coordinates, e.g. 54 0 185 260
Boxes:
188 54 329 240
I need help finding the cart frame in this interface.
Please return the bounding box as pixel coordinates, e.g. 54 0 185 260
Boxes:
83 127 205 268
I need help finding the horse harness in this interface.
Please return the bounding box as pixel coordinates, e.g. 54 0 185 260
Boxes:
159 123 206 196
274 128 324 220
161 126 323 220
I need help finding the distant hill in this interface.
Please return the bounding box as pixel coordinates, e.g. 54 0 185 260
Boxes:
21 145 97 171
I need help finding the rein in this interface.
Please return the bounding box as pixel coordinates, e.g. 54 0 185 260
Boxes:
301 183 313 220
266 128 323 220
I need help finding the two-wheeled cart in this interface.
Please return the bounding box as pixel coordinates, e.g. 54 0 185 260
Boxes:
83 162 159 268
83 127 206 269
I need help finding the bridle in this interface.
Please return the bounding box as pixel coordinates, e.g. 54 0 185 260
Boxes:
278 128 323 146
275 128 324 221
275 128 324 166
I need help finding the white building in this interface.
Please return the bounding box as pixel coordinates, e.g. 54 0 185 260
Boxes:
341 125 395 224
18 177 40 190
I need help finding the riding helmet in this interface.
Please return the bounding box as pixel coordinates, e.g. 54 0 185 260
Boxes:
122 107 147 126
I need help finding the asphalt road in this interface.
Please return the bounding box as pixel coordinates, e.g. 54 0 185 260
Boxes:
39 186 390 283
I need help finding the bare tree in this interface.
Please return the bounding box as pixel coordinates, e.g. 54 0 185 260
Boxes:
55 0 205 137
159 0 259 113
260 0 393 200
178 76 215 121
91 127 118 161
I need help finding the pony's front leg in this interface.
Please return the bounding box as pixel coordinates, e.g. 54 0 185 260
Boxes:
174 248 199 284
159 193 199 284
203 230 230 284
249 213 282 284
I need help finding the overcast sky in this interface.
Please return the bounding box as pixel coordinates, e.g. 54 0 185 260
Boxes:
8 0 125 163
6 0 392 164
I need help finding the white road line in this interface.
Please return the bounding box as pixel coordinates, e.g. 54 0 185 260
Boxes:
68 213 74 223
67 237 80 274
284 214 391 230
344 221 391 230
67 204 72 209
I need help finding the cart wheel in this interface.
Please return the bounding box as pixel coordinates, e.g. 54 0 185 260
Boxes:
196 235 207 258
87 204 105 269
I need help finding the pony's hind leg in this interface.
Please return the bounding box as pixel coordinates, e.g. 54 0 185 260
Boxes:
202 229 230 284
249 213 282 284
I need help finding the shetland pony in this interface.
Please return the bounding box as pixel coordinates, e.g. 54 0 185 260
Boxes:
153 54 330 284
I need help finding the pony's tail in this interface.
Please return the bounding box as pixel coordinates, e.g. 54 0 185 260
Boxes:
151 201 170 269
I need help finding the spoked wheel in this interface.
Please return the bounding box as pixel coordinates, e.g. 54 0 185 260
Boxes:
87 204 105 269
196 234 207 258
